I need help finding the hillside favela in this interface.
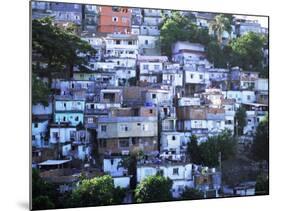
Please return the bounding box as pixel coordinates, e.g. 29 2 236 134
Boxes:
31 1 269 209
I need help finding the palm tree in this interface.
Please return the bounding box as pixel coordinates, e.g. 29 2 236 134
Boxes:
210 14 232 45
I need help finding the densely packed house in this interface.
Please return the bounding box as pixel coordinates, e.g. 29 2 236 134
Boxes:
31 2 268 200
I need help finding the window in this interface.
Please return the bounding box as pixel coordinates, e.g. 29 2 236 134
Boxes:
116 40 121 45
34 123 38 128
132 137 137 145
152 93 156 99
112 16 118 22
111 159 114 165
143 64 149 70
173 168 179 175
122 17 128 23
199 74 203 80
137 123 141 126
75 116 79 121
154 65 160 70
101 125 107 132
88 118 93 124
128 41 133 45
172 136 176 140
145 40 149 45
190 74 194 79
142 124 148 131
53 132 59 139
119 139 129 147
32 135 36 141
120 124 129 132
247 95 251 100
149 109 153 114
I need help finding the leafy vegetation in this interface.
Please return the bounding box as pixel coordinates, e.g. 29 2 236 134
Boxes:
160 13 268 77
180 187 204 200
32 17 96 82
32 169 58 210
199 130 237 167
69 175 125 207
235 106 247 136
135 175 173 203
32 74 51 106
252 114 269 162
187 135 202 164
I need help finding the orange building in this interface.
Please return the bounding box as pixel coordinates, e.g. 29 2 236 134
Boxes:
98 6 132 34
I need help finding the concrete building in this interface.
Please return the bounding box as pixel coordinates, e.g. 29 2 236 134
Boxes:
97 107 158 155
98 6 132 34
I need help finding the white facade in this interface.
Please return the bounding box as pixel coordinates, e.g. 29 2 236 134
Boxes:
55 100 85 112
138 35 158 49
178 97 201 106
162 71 183 87
184 70 210 84
160 132 188 154
145 89 173 106
139 62 163 74
103 157 126 177
32 103 52 115
113 176 130 188
49 127 77 144
255 78 268 91
32 120 49 148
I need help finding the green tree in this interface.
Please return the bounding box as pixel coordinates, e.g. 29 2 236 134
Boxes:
252 114 269 162
32 17 96 83
209 14 232 44
32 74 51 106
160 12 210 57
32 196 55 210
180 187 204 200
255 174 269 195
32 169 58 209
199 130 236 167
230 32 267 73
235 106 247 136
135 175 173 203
70 175 124 207
187 135 202 164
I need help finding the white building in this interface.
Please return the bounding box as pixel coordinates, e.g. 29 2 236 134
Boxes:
32 119 49 148
160 131 189 155
172 41 211 68
103 157 127 177
144 88 173 107
178 97 201 107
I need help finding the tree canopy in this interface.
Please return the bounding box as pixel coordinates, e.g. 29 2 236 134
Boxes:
235 106 247 136
32 17 96 80
135 175 173 203
32 74 51 106
32 169 58 210
180 187 204 200
187 135 202 164
209 14 232 44
252 114 269 162
160 12 210 57
230 32 267 73
199 130 237 167
70 175 125 207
